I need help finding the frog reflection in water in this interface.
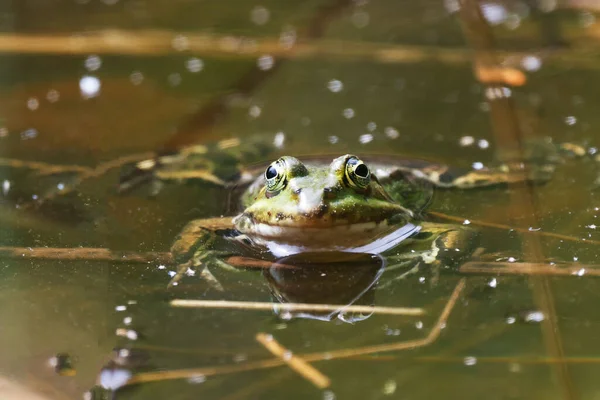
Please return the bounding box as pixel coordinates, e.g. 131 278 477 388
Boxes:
119 135 584 294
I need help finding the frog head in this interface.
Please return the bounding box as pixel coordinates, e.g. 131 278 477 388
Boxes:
233 155 414 241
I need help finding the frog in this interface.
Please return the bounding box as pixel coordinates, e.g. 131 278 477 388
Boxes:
117 134 595 290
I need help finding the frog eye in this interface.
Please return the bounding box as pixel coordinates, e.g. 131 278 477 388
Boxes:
265 158 287 193
345 156 371 189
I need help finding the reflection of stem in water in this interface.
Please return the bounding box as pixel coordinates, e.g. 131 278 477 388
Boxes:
256 333 331 389
457 1 576 398
170 299 425 317
125 279 466 387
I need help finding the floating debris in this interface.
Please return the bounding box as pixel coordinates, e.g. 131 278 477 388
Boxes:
48 353 76 376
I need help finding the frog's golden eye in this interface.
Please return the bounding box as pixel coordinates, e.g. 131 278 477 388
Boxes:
265 158 287 193
345 156 370 189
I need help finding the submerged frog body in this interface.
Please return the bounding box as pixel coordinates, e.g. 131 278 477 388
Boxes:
117 135 593 291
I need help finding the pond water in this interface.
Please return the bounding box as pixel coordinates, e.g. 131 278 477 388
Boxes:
1 1 600 399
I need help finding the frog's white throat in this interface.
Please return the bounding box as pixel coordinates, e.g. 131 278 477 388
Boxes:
241 221 421 258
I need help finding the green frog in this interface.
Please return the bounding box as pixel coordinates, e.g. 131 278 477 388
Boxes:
118 135 591 289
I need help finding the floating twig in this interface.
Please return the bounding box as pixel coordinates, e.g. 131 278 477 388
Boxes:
126 279 466 386
460 261 599 276
0 247 173 264
256 333 331 389
428 211 600 246
170 299 425 316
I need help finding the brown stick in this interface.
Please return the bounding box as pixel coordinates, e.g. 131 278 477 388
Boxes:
0 247 173 264
255 333 330 389
428 211 600 246
126 278 466 386
170 299 425 316
460 261 598 276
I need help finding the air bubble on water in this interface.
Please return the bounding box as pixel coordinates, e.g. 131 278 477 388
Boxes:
0 127 8 137
323 390 336 400
418 276 425 283
46 89 60 102
168 73 182 86
130 71 144 85
481 2 507 25
186 57 204 73
521 55 542 72
279 26 297 49
565 116 577 126
384 127 399 139
459 136 474 146
84 55 102 71
586 224 597 229
274 132 285 148
327 79 343 93
115 305 126 312
157 264 166 270
367 122 377 132
383 380 397 395
80 75 101 98
580 10 596 27
27 97 39 110
463 219 471 225
352 11 370 28
478 139 490 149
504 13 521 29
464 356 477 366
488 278 497 288
257 55 274 70
280 311 293 320
2 180 10 196
185 268 196 276
249 105 261 118
359 134 373 144
415 321 423 329
472 161 484 170
187 374 206 384
506 316 516 324
508 257 516 262
21 128 38 140
575 268 585 276
32 194 38 200
167 271 176 277
172 34 189 51
250 5 270 25
444 0 460 13
343 108 355 119
328 136 339 144
99 368 131 390
524 311 545 323
123 316 132 325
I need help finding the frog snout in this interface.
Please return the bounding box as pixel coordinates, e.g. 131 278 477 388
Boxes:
297 187 329 215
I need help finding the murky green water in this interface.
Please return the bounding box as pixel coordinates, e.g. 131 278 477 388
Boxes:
2 1 600 399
